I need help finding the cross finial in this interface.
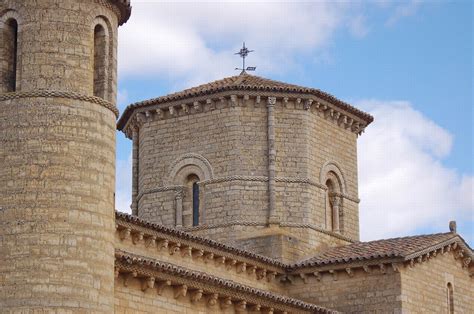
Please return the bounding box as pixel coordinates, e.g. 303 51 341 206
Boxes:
235 42 256 74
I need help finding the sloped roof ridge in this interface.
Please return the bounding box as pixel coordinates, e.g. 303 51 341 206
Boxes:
291 232 472 268
115 250 338 313
116 211 286 268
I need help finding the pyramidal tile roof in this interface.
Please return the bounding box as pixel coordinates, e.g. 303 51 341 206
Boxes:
292 232 472 268
117 72 373 130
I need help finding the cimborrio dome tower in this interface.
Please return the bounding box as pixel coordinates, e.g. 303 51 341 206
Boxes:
0 0 131 311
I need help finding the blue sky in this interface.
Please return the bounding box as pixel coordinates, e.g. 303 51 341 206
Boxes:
115 1 473 246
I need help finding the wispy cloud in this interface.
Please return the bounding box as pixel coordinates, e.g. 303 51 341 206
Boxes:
118 2 370 88
385 0 423 26
357 100 473 243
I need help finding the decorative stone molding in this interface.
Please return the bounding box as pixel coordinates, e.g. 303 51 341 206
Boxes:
119 92 370 138
115 251 335 313
0 90 119 117
319 161 348 195
167 153 214 186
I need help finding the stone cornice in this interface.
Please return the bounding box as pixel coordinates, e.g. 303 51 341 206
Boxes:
119 92 369 138
116 212 287 271
95 0 131 25
115 250 337 313
0 90 119 117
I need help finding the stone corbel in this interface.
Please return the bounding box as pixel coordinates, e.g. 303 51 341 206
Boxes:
169 106 176 116
313 271 321 281
324 108 334 119
235 300 247 312
267 96 277 106
230 95 238 107
299 273 308 283
169 243 181 255
181 103 189 113
204 252 214 263
236 262 247 274
132 231 144 245
256 95 261 105
205 99 213 110
267 271 277 282
363 265 371 273
256 268 267 281
190 289 203 303
114 267 120 278
145 236 156 248
220 297 232 309
156 280 171 295
283 97 289 108
263 307 274 314
226 259 237 270
329 269 338 281
141 276 155 292
145 110 152 121
192 249 204 260
250 304 261 311
119 227 131 241
174 284 187 299
247 265 257 276
181 246 192 258
123 271 137 287
215 256 226 267
392 263 400 272
462 257 471 268
193 101 201 112
345 267 354 277
379 264 386 274
409 259 415 268
157 239 169 251
243 94 250 106
304 99 313 110
207 293 219 307
136 112 147 125
155 108 163 119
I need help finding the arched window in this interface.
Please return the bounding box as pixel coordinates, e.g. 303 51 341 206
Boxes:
192 182 199 226
447 282 454 314
93 24 107 98
184 174 200 227
326 178 340 233
1 18 18 92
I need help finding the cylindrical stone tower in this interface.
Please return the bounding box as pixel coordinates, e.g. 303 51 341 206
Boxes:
0 0 130 312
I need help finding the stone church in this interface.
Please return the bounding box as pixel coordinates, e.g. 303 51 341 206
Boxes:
0 0 472 313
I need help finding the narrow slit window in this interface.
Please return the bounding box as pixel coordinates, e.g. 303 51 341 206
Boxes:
192 182 199 226
93 24 107 98
1 18 18 92
447 282 454 314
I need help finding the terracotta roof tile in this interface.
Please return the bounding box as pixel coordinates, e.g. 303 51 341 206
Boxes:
293 233 461 268
117 72 373 130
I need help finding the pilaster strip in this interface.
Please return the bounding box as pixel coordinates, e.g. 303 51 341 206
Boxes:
267 96 278 224
0 90 119 117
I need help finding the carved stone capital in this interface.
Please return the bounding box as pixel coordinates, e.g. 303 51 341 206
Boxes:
267 96 276 106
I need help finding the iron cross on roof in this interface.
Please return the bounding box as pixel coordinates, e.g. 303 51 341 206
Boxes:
235 42 256 73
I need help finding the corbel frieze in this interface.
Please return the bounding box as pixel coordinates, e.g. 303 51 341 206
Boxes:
122 93 369 138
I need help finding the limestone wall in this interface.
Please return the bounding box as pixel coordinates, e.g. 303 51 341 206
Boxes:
287 266 403 313
400 251 474 312
0 0 122 311
135 94 360 260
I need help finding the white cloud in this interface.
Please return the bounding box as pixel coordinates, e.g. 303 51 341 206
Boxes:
385 0 422 26
357 100 473 241
115 152 132 214
118 1 367 87
349 15 370 38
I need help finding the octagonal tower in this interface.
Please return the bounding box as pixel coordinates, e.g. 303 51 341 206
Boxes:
118 73 373 263
0 0 131 311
